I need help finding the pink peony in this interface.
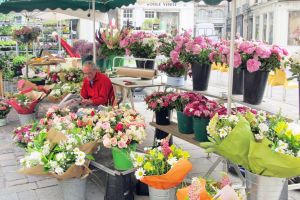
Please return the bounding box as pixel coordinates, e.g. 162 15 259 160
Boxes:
247 59 261 72
170 50 180 63
233 52 242 68
239 41 256 55
192 44 201 55
255 45 271 59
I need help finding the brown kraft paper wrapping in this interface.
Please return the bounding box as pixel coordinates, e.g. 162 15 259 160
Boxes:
116 67 157 79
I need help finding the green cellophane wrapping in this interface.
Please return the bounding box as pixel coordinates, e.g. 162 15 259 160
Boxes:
200 116 254 170
248 138 300 178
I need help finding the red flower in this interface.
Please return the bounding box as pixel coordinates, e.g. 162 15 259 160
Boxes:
77 120 84 127
115 123 124 131
90 110 95 116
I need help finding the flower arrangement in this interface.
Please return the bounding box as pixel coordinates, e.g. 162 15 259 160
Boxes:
144 91 173 112
158 59 189 77
13 26 41 44
100 106 146 149
238 41 288 72
167 92 204 112
96 27 130 57
0 99 11 119
120 31 158 59
183 99 220 118
132 141 190 180
12 122 41 148
40 106 71 127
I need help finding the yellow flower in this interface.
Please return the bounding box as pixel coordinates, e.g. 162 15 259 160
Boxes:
168 153 174 159
182 151 190 159
157 153 164 160
144 162 154 171
285 129 293 138
149 150 156 157
170 145 176 152
274 121 288 135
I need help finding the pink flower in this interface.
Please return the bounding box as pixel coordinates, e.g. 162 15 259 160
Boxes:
125 48 131 56
117 140 127 149
247 59 261 72
101 122 111 130
111 137 118 146
170 50 180 63
120 39 129 48
233 52 242 68
103 137 111 148
192 44 201 55
239 41 256 55
255 45 271 59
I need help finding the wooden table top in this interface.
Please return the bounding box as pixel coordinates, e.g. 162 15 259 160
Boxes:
111 77 165 89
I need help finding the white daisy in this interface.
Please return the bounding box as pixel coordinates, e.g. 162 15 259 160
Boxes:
135 168 145 180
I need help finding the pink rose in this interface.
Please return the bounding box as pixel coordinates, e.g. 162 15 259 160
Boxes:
255 45 271 59
103 137 111 148
247 59 261 72
117 140 127 149
111 137 118 146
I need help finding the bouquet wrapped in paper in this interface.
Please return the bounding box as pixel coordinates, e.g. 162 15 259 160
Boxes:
12 122 42 148
176 174 242 200
246 112 300 178
200 114 254 170
131 140 192 189
7 91 46 114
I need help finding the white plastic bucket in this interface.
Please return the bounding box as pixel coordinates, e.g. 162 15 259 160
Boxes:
59 178 87 200
245 170 288 200
0 118 7 127
18 113 35 125
149 186 176 200
166 76 185 87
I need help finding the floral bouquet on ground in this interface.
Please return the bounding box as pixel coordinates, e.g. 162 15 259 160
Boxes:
0 99 11 119
247 113 300 178
200 114 254 169
131 140 192 189
158 59 189 77
7 91 46 114
176 173 243 200
12 122 42 148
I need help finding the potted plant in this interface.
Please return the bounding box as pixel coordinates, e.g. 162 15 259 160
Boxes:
131 140 192 200
158 59 189 87
0 99 11 126
100 106 146 170
239 41 288 104
96 27 129 70
167 92 203 134
120 31 158 70
145 91 173 125
13 26 41 44
184 99 220 142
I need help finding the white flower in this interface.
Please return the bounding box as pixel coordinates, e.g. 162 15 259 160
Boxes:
75 157 85 166
258 123 269 133
167 157 178 167
135 168 145 180
55 153 66 161
278 140 288 150
49 160 58 169
254 133 264 141
219 126 231 138
228 115 239 124
54 167 64 175
288 123 300 136
73 147 80 154
76 151 86 159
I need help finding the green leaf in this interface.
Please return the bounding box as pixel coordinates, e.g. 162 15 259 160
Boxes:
85 154 95 161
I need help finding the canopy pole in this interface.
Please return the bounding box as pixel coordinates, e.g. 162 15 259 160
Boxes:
92 0 96 64
227 0 237 114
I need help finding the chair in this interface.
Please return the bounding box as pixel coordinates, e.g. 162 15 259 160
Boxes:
266 68 298 101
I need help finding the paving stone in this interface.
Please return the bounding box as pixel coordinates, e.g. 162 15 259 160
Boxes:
0 178 4 189
35 185 63 200
5 172 26 181
0 160 17 167
6 178 28 187
0 193 18 200
0 182 37 195
1 166 18 173
17 190 38 200
0 153 15 161
36 178 58 188
27 176 48 183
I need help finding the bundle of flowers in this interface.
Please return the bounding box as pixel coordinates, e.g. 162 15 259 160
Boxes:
214 106 257 117
13 26 41 43
144 91 173 112
39 106 71 127
200 114 254 169
238 41 288 72
46 71 60 84
100 106 146 149
167 92 204 112
120 31 158 59
47 82 81 103
0 99 11 119
177 174 242 200
247 113 300 178
61 68 83 83
7 91 45 114
183 99 220 118
158 59 189 77
12 122 42 148
131 140 192 189
96 27 130 57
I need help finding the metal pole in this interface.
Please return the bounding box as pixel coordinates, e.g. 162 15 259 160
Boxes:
59 20 62 56
92 0 96 64
227 0 237 114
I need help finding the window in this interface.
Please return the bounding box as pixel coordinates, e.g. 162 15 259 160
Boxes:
268 12 274 44
198 9 208 21
123 9 133 18
145 11 155 19
255 16 260 40
262 14 267 42
288 11 300 46
123 20 133 28
213 9 223 18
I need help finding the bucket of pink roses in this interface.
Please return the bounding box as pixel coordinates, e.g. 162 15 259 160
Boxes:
101 106 147 171
0 99 11 126
183 98 221 142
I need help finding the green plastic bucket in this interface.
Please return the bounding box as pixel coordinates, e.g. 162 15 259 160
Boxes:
177 111 193 134
96 59 109 73
193 117 210 142
108 55 125 69
112 144 136 171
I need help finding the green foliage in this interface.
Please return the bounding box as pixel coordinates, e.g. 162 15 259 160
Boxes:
12 56 26 67
0 40 16 46
0 25 13 36
260 54 281 72
184 49 212 65
130 42 156 59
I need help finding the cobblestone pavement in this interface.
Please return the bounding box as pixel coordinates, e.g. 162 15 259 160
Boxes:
0 101 299 200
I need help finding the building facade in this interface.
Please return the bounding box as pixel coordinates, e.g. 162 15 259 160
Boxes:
117 2 194 34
